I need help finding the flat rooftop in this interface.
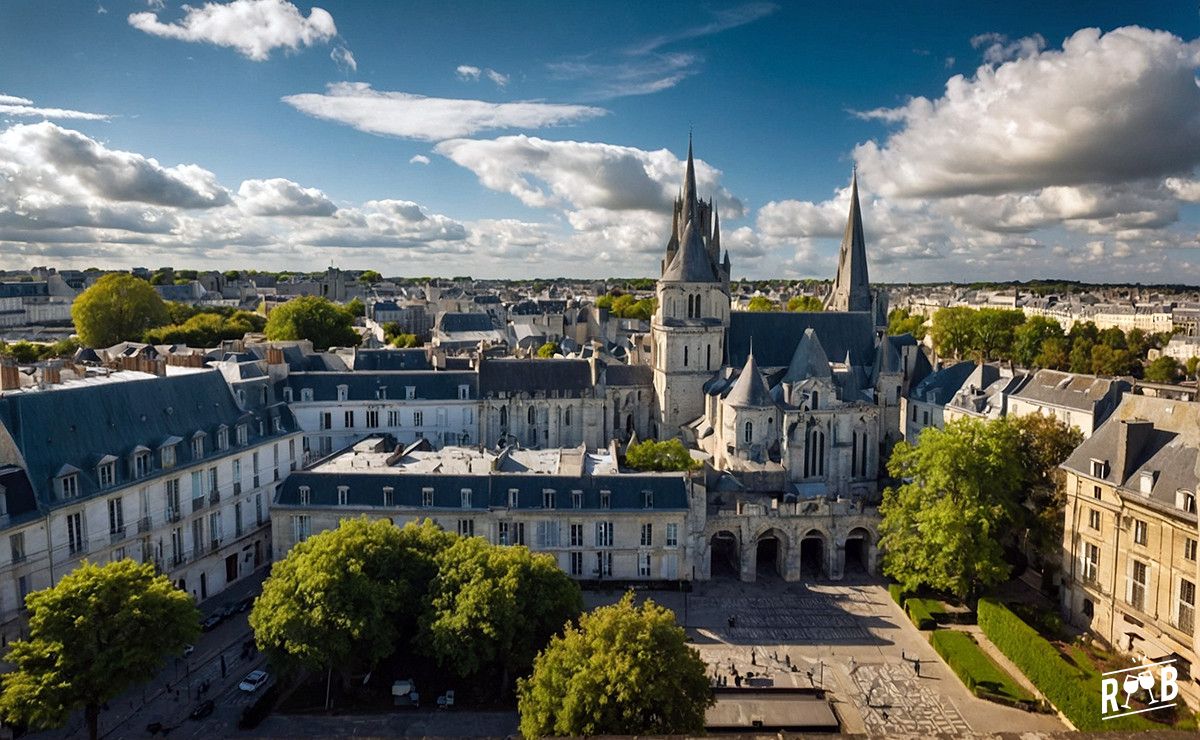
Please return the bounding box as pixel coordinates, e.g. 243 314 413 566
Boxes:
310 439 622 477
706 688 839 733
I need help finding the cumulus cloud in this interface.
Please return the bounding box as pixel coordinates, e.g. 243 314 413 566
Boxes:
330 45 356 73
282 82 605 141
969 32 1046 64
409 154 430 165
0 93 111 121
128 0 338 61
456 65 509 87
236 178 336 217
855 27 1200 199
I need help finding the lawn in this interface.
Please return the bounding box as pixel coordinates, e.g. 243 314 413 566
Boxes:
929 629 1037 709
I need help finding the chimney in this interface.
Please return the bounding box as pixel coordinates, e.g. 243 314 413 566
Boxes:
0 359 19 391
1114 419 1154 484
266 346 285 366
39 361 62 386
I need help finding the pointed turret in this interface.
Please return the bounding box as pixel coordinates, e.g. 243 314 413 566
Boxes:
682 133 698 220
725 346 772 407
825 169 872 312
662 220 718 283
783 328 832 383
709 207 722 264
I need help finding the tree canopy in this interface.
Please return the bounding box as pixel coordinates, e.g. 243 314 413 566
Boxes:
517 593 712 738
879 418 1025 598
536 341 560 358
71 273 170 347
1145 355 1182 383
787 295 823 312
597 293 656 320
420 537 581 688
0 560 198 740
264 296 361 349
625 439 700 471
886 307 926 339
746 295 776 312
251 518 453 682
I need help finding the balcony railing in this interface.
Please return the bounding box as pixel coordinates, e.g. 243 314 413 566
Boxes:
233 482 242 496
11 552 26 564
210 538 222 552
137 516 152 534
209 490 220 506
166 508 182 523
109 527 125 545
253 475 260 488
191 496 206 514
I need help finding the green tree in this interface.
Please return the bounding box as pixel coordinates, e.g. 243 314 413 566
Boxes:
886 307 926 339
787 295 823 312
1010 415 1084 573
972 308 1025 361
251 519 453 689
1145 355 1181 383
517 593 713 738
71 273 170 347
1068 338 1094 374
624 439 700 471
1089 344 1137 377
536 341 560 358
391 333 420 348
1033 336 1070 370
1187 356 1200 379
930 307 977 359
264 296 360 349
1097 326 1127 350
0 560 198 740
1011 316 1064 368
879 418 1024 598
420 537 582 693
345 297 365 317
6 341 40 363
358 270 382 283
746 295 776 312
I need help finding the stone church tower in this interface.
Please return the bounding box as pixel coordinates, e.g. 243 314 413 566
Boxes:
652 137 731 437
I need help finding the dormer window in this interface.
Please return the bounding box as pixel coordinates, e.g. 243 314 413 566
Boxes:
97 459 115 488
643 490 654 509
192 434 205 460
283 387 294 403
1140 471 1157 495
1090 459 1108 478
236 424 248 446
300 388 313 402
458 385 469 400
299 486 310 506
461 488 472 508
60 473 79 499
217 426 229 451
422 487 433 507
337 485 348 506
1178 490 1197 515
383 486 394 507
236 389 246 407
160 445 176 469
509 488 519 508
406 386 416 400
376 387 387 400
337 385 348 402
600 490 611 509
272 416 282 433
133 449 150 478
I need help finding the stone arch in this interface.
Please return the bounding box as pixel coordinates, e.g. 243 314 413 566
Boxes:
753 527 789 580
799 528 828 579
843 526 873 576
709 530 740 579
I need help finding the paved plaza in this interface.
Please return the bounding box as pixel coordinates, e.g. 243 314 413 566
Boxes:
589 576 1066 736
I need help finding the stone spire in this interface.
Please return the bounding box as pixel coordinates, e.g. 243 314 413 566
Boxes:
783 328 832 383
726 343 772 407
662 219 718 283
825 169 871 312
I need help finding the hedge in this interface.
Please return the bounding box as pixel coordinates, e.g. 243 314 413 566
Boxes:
977 598 1174 732
888 583 907 605
930 629 1037 710
905 597 937 630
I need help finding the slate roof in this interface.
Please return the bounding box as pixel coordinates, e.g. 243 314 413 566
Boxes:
662 221 719 283
909 361 984 405
351 348 432 371
725 351 773 407
728 311 875 369
277 470 688 510
0 371 296 509
0 464 40 528
604 363 653 386
782 329 832 383
280 371 477 402
1010 369 1128 413
437 312 496 333
245 344 346 372
480 359 594 396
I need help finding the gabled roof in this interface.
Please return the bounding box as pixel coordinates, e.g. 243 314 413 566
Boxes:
728 311 875 369
281 371 477 402
351 349 432 372
480 359 594 396
782 329 832 383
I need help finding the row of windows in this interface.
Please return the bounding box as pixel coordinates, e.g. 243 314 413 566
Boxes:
291 516 679 550
319 409 474 430
289 385 473 403
297 485 660 510
497 406 574 427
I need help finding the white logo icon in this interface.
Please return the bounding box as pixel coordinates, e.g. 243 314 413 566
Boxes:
1101 659 1178 720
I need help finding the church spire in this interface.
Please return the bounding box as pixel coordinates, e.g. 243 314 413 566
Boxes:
682 133 698 225
825 168 871 312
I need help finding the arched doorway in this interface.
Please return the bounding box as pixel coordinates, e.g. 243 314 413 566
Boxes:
800 530 826 579
710 531 739 578
845 527 871 575
755 529 788 580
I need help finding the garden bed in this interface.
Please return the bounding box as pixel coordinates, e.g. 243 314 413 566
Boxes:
929 629 1038 710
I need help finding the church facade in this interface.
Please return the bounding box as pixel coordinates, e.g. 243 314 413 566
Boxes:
647 141 928 582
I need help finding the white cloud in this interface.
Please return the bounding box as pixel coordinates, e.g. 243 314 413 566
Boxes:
456 65 481 81
854 26 1200 199
0 93 110 121
236 178 336 217
456 65 509 87
969 32 1046 64
409 154 430 165
485 69 509 87
282 82 606 141
128 0 337 61
330 45 356 73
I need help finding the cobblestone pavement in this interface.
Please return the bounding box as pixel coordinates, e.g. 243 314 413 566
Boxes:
850 661 971 735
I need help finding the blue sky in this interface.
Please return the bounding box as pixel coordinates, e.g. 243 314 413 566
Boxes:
1 1 1199 281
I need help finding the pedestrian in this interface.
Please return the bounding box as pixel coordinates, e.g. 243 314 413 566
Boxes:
785 654 791 667
914 658 921 677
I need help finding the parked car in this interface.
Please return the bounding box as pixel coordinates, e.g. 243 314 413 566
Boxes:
239 670 270 693
201 614 223 632
189 699 215 720
218 602 237 619
236 596 255 613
